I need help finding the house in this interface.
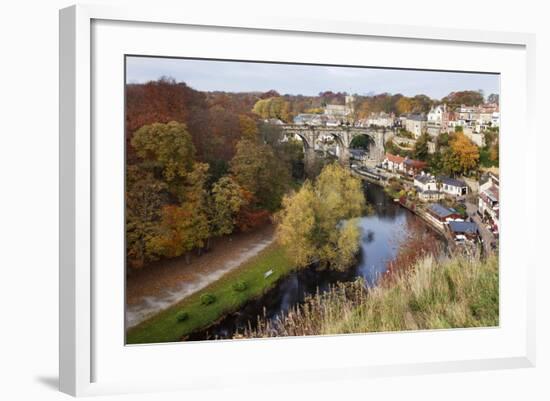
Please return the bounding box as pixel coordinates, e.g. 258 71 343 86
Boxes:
427 203 461 223
478 172 499 234
415 173 439 201
414 173 444 201
365 112 395 128
293 113 323 125
438 176 468 197
448 221 479 242
324 96 354 118
325 104 348 117
414 173 438 192
404 114 427 138
426 104 450 137
382 153 406 172
404 158 427 176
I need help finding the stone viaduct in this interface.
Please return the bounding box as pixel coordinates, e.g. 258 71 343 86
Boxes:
279 124 390 173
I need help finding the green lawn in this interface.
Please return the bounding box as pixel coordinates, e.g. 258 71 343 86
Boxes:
126 243 293 344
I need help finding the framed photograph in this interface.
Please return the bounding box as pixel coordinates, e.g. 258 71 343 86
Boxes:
59 4 536 396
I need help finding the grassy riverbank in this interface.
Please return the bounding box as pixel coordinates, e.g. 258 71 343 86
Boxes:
126 242 293 344
241 253 498 338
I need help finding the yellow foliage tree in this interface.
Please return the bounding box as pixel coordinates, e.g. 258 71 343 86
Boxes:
396 97 413 115
276 164 366 271
238 115 259 141
448 132 480 175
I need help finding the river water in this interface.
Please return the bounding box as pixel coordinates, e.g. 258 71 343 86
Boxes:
187 183 440 341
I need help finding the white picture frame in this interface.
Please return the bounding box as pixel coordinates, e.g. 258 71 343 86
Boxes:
59 4 536 397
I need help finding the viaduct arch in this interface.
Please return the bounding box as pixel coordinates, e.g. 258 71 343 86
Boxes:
280 124 389 174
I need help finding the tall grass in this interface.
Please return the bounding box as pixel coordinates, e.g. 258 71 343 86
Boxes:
238 252 498 338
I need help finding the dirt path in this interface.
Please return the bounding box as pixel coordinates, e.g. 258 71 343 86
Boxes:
126 224 276 328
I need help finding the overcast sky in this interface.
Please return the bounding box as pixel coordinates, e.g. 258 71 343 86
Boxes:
126 56 499 100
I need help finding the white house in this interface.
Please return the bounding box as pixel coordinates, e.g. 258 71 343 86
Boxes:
414 173 438 192
382 153 406 172
439 176 469 197
414 173 443 201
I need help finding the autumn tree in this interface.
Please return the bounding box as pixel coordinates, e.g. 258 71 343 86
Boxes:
396 97 413 115
252 97 292 122
131 121 195 191
149 163 211 262
210 176 247 237
277 164 366 271
125 166 167 268
355 99 371 119
230 139 291 211
443 132 480 175
238 115 260 141
411 94 433 113
442 90 484 107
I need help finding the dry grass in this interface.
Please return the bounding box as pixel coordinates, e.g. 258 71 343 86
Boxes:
238 252 498 338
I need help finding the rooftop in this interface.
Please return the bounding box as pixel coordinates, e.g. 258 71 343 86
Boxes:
438 176 467 187
414 174 435 184
428 203 457 219
448 221 478 234
405 159 427 169
385 153 405 164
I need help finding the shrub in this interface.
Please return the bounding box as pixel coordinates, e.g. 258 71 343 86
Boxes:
176 311 189 322
232 280 248 292
200 293 216 305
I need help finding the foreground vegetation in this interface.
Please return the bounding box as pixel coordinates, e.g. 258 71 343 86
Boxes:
126 242 293 344
239 253 498 338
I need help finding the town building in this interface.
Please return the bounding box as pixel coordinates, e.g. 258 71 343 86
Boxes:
403 114 427 138
364 112 395 128
478 172 499 235
426 104 450 137
438 176 469 197
324 95 355 119
414 173 443 201
448 221 479 242
293 113 323 125
382 153 406 172
426 203 462 227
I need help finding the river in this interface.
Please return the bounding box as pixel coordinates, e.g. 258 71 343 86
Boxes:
187 183 442 341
